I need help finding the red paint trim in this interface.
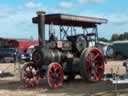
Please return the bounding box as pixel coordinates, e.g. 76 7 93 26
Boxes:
47 63 64 89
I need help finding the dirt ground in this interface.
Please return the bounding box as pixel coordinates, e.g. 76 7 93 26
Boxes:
0 61 128 96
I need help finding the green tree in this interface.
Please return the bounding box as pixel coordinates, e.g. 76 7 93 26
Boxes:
124 32 128 39
98 37 108 42
111 34 120 41
119 34 125 40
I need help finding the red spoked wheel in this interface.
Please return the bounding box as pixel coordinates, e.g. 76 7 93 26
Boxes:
20 62 40 88
47 63 64 89
81 48 104 82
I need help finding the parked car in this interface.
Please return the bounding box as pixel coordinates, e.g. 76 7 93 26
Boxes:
19 51 30 61
0 48 17 63
0 48 30 63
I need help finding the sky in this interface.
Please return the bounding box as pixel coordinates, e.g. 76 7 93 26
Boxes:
0 0 128 40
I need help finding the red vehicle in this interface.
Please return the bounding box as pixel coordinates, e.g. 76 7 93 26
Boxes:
0 38 38 52
17 40 38 52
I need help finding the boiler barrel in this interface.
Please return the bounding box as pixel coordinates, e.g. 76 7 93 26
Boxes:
32 48 65 66
43 49 64 64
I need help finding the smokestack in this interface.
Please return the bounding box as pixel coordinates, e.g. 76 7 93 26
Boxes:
37 11 45 47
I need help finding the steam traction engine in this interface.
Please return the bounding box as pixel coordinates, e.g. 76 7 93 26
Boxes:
20 11 107 89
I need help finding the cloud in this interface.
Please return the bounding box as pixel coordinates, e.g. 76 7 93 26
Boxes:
107 14 128 25
79 10 128 26
79 10 128 39
58 0 105 10
59 1 73 9
0 2 53 39
0 4 39 39
0 11 37 39
0 6 15 18
0 0 127 40
24 1 42 9
78 0 104 4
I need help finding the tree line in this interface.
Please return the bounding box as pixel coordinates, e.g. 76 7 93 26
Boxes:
98 32 128 42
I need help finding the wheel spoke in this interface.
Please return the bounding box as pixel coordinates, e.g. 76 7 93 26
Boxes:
47 63 64 89
29 66 33 71
93 53 100 61
95 75 99 81
98 65 104 70
87 53 93 63
21 63 40 88
90 64 97 80
83 48 104 82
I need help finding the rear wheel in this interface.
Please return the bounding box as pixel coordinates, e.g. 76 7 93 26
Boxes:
47 63 64 89
80 48 104 82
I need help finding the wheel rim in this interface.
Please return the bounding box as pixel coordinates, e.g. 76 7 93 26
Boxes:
47 63 64 89
21 63 40 88
85 48 104 82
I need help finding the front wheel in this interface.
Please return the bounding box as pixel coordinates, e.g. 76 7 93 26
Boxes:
47 63 64 89
20 62 40 88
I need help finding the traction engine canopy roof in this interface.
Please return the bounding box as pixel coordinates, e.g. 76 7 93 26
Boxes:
33 13 107 28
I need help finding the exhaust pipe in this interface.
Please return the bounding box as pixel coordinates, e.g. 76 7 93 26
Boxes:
37 11 45 47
